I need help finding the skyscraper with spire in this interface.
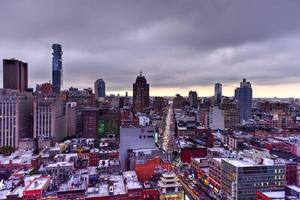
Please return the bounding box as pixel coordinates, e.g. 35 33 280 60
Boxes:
52 43 63 93
133 71 149 112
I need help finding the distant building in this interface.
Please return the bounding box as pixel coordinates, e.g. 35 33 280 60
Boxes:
66 87 95 106
214 83 222 105
221 158 285 200
235 78 252 124
52 43 63 93
206 106 225 130
188 90 198 108
81 107 106 138
173 94 190 109
0 89 32 148
133 71 149 112
94 79 106 98
3 58 28 92
33 96 66 142
221 98 239 128
66 102 81 137
153 97 167 112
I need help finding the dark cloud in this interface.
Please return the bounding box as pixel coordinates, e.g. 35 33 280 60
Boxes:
1 0 300 95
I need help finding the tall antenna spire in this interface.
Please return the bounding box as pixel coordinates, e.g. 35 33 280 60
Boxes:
140 70 142 77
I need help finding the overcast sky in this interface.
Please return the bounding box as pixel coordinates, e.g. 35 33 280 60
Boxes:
1 0 300 97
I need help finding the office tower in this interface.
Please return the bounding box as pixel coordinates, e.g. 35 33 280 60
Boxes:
221 158 285 200
3 59 28 92
235 78 253 124
214 83 222 105
52 44 63 93
33 96 66 142
133 71 149 112
188 90 198 108
94 79 106 98
0 89 32 148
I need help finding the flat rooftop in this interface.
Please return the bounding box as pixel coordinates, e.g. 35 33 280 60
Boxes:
26 177 50 191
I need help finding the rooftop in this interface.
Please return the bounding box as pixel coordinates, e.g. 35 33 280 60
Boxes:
26 177 50 191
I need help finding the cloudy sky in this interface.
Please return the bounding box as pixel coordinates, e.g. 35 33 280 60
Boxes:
1 0 300 97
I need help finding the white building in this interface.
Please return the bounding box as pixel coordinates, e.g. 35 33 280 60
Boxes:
207 106 225 130
119 126 156 170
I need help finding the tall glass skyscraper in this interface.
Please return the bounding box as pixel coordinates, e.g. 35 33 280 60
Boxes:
236 78 252 124
94 79 106 98
52 44 63 93
214 83 222 105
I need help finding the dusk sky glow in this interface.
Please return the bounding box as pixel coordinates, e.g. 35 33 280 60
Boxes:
1 0 300 97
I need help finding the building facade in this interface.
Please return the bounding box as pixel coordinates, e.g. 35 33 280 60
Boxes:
52 43 63 93
235 79 253 124
221 158 285 200
206 106 225 130
133 72 149 113
94 79 106 98
0 89 32 148
214 83 222 105
33 96 66 142
188 90 198 108
3 59 28 92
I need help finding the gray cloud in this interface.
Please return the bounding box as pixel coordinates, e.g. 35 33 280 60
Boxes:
1 0 300 95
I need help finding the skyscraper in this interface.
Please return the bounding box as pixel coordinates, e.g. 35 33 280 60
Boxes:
94 79 106 98
214 83 222 105
188 90 198 108
0 89 32 148
235 78 253 124
52 43 63 93
133 71 149 112
3 58 28 92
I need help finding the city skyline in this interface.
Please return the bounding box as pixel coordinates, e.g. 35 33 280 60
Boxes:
1 0 300 97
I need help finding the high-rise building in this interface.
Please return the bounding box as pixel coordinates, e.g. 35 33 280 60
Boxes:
33 96 66 142
214 83 222 105
235 78 252 124
221 158 285 200
188 90 198 108
94 79 106 98
0 89 32 148
3 59 28 92
52 44 63 93
133 71 149 112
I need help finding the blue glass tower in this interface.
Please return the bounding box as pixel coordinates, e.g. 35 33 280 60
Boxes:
94 79 106 97
236 78 252 124
52 44 63 93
